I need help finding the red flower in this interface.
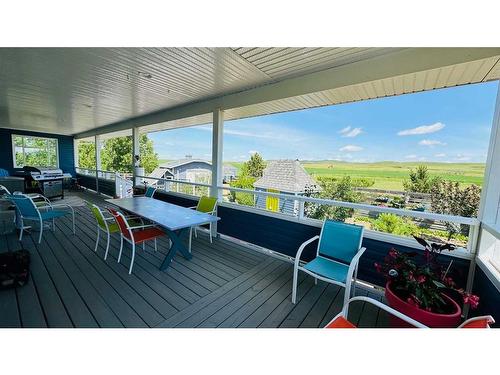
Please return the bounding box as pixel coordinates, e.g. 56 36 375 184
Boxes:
463 293 480 309
416 275 426 284
388 249 398 259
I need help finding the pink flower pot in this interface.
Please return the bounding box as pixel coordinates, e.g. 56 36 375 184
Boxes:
385 282 462 328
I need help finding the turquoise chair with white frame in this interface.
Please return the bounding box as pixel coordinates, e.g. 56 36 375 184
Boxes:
136 186 157 198
7 193 75 243
292 219 366 306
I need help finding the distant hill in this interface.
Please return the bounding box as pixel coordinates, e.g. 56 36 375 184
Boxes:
227 160 485 190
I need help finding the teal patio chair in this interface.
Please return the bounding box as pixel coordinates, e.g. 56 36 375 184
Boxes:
134 186 157 198
188 196 218 252
7 194 75 243
292 219 366 306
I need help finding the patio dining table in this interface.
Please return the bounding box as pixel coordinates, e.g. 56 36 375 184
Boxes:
106 196 220 270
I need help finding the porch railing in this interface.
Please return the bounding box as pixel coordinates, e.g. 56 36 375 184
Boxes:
75 167 133 198
135 174 479 258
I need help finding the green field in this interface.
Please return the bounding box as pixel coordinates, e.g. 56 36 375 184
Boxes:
229 160 485 190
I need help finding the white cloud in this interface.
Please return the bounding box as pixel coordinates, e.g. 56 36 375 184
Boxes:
196 122 307 143
344 128 363 138
398 122 445 136
434 153 446 157
455 154 471 161
339 126 351 134
419 139 447 146
340 145 363 152
405 154 418 159
248 150 258 155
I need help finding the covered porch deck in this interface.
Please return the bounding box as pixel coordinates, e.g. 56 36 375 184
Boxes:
0 190 388 328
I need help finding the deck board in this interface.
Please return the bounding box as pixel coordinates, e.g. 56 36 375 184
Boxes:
0 190 386 328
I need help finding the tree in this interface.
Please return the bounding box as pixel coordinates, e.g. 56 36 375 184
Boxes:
430 181 481 237
99 134 159 174
304 176 362 222
403 165 441 193
242 152 266 178
138 134 160 174
77 141 96 169
229 174 256 206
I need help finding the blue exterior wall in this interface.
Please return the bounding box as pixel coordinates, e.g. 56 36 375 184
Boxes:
151 189 470 290
0 128 75 176
471 265 499 327
255 188 297 216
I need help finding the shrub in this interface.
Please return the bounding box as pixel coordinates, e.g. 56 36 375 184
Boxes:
430 180 481 237
304 176 362 222
372 213 419 236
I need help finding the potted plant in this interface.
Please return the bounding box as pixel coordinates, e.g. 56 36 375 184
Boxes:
375 236 479 328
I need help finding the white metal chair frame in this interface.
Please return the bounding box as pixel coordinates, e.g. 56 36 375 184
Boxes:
12 193 75 243
292 223 366 306
88 203 143 261
188 202 218 253
112 210 161 274
328 296 495 328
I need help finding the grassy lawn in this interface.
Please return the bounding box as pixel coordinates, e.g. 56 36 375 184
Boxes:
228 160 485 190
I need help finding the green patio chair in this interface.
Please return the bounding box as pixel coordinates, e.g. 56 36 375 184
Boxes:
292 219 366 306
85 201 142 260
188 196 218 252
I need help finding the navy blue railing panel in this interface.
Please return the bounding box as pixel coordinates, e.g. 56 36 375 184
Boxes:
149 191 471 288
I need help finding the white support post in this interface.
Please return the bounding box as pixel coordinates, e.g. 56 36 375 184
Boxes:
211 108 224 200
463 83 500 319
95 134 101 194
132 127 140 187
211 108 224 237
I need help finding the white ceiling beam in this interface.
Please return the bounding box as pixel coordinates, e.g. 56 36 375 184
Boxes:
75 48 500 139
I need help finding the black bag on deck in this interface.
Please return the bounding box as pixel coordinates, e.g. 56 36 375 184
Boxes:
0 250 30 289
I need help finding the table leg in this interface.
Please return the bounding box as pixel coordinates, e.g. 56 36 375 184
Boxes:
160 227 193 270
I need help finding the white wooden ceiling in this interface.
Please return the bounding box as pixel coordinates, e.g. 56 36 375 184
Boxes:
0 48 499 136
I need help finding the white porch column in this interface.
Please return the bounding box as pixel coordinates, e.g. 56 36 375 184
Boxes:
95 134 101 193
211 108 224 200
210 108 224 237
132 127 140 186
479 83 500 225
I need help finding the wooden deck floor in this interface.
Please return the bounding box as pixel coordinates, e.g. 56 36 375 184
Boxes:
0 190 390 328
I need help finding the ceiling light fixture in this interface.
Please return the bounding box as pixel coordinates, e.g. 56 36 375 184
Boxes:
138 71 153 79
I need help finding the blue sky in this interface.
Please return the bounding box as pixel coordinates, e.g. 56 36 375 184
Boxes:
149 81 498 163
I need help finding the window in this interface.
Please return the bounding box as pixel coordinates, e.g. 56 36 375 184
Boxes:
12 134 59 168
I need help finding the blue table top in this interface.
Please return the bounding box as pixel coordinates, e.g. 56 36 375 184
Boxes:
106 197 219 231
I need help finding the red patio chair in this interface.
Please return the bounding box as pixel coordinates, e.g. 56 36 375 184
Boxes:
324 296 495 328
108 208 166 274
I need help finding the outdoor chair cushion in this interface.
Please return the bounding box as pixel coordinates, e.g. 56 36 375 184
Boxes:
128 227 165 243
197 196 217 213
303 256 349 283
107 218 143 233
324 316 356 328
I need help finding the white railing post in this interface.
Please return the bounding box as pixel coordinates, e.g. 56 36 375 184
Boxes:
298 200 305 220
